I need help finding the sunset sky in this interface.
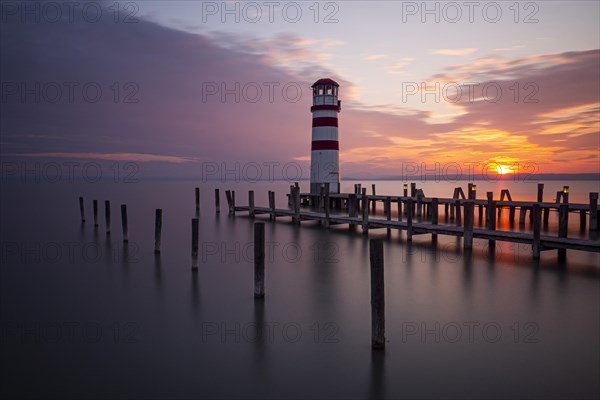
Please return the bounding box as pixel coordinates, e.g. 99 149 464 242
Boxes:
1 0 599 178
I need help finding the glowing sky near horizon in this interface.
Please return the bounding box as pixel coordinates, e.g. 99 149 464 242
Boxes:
1 0 599 176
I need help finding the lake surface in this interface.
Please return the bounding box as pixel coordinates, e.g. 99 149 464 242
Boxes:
1 179 599 399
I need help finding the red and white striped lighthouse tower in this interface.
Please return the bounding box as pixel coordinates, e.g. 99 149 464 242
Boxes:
310 78 341 194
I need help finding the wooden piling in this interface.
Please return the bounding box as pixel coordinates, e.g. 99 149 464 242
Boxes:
509 206 515 223
154 209 162 254
248 190 255 218
254 222 265 299
385 197 391 233
590 193 598 231
371 184 376 212
406 198 413 241
455 199 462 227
488 200 496 250
431 197 439 243
104 200 110 235
464 201 474 249
537 184 544 203
558 204 568 260
478 204 483 224
532 203 541 259
93 200 98 227
543 206 550 226
231 191 236 215
410 183 416 197
225 190 232 213
416 192 423 221
468 183 476 200
195 187 200 211
325 191 331 228
191 218 199 270
79 196 85 223
120 204 128 243
293 188 300 223
580 209 586 230
269 191 277 221
362 193 369 234
215 189 220 214
562 186 569 204
369 239 385 350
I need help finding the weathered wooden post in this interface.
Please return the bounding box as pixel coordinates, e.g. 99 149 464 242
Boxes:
385 197 391 234
154 209 162 254
431 198 439 243
416 192 423 221
406 198 413 242
580 210 586 230
324 191 331 228
562 186 569 204
444 203 449 221
371 184 376 213
455 199 462 227
254 222 265 299
369 239 385 350
79 196 85 223
558 203 568 260
532 203 541 259
488 200 497 251
485 192 493 223
120 204 128 243
191 218 199 270
195 187 200 211
403 184 408 197
231 190 236 215
478 204 484 225
362 192 369 234
214 189 220 214
248 190 255 218
590 193 598 231
270 191 277 221
93 200 98 228
537 183 544 203
509 206 516 223
468 183 476 200
464 201 474 249
225 190 232 213
104 200 111 235
294 188 300 223
450 199 455 221
410 183 416 197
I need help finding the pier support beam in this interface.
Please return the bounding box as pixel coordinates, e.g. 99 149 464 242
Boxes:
590 193 598 231
104 200 111 235
154 209 162 254
254 222 265 299
215 189 220 214
464 201 474 249
406 198 413 242
362 193 369 234
191 218 199 270
79 196 85 223
431 198 439 244
558 204 568 261
369 239 385 350
532 203 541 259
248 191 255 218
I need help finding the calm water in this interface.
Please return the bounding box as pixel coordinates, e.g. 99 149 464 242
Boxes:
1 180 599 399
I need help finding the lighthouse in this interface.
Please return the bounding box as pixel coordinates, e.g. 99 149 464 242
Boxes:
310 78 341 194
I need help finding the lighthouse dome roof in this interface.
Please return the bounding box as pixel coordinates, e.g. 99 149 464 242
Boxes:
312 78 339 87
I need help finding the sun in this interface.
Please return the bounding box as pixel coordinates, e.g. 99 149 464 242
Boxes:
496 165 512 175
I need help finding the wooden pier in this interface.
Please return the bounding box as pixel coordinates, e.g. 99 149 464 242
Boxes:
220 184 599 259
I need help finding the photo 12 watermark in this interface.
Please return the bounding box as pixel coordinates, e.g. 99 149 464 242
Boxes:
201 1 340 24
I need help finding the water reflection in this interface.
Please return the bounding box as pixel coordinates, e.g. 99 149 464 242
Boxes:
368 350 386 400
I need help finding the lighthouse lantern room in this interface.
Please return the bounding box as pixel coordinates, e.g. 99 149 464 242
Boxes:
310 78 341 194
